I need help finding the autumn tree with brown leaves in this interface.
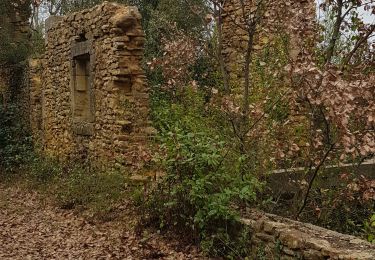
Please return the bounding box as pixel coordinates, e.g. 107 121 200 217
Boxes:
288 0 374 217
150 0 374 218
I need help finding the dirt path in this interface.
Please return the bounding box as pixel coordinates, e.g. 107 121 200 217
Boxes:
0 185 203 260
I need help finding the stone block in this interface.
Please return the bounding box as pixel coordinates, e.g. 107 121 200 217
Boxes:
45 15 63 32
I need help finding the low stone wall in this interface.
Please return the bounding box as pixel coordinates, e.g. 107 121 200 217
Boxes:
243 211 375 259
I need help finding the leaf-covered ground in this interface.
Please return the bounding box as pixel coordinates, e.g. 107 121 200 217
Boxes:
0 185 204 259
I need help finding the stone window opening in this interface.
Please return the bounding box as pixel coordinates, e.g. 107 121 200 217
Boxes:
72 53 92 123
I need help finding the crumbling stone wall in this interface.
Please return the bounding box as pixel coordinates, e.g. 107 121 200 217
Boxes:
8 1 31 41
221 0 316 85
0 0 31 46
0 0 31 111
30 3 151 168
28 59 43 145
243 210 375 259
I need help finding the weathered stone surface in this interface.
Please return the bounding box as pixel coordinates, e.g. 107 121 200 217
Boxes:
242 210 375 259
279 229 305 249
28 3 150 169
45 15 63 33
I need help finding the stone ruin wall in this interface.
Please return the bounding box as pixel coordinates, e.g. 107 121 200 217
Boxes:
221 0 317 86
28 59 43 145
244 211 375 259
29 3 152 169
0 0 31 113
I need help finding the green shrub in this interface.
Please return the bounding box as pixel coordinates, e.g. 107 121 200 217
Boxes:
0 104 33 172
13 152 130 221
364 213 375 243
26 156 62 183
55 169 128 220
147 87 262 257
146 125 260 257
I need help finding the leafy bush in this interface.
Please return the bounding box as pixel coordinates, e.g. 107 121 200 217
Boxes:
0 104 32 172
364 213 375 243
146 89 261 257
25 156 62 183
0 37 30 65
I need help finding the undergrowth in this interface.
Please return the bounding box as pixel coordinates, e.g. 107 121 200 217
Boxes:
143 89 261 258
0 103 32 172
0 155 131 222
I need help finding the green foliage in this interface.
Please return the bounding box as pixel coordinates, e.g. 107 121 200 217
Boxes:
29 30 46 58
0 104 33 172
55 169 127 219
151 88 207 132
131 185 145 207
256 243 267 260
147 90 260 257
363 213 375 243
149 128 258 256
22 155 129 221
0 1 33 172
0 33 30 65
26 156 63 183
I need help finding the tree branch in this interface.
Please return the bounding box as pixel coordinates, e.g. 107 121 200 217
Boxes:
342 24 375 68
296 143 335 219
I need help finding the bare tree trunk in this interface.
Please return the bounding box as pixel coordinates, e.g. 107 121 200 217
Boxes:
215 2 230 93
239 0 262 118
325 0 343 64
30 3 38 30
242 34 253 117
34 5 39 29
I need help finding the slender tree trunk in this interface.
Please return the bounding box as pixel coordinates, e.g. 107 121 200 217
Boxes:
242 34 253 118
215 3 230 93
325 0 343 64
238 0 257 118
296 143 335 219
33 6 39 30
